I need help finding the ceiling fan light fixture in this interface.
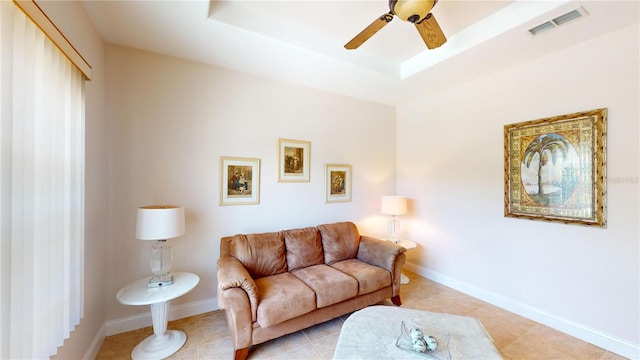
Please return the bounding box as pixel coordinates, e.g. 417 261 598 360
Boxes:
345 0 446 50
392 0 436 22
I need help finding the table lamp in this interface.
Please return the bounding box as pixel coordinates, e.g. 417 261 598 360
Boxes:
381 196 407 243
136 205 185 288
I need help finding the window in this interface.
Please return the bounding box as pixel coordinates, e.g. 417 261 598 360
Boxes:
0 1 90 357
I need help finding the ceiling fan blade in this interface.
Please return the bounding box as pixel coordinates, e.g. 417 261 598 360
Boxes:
344 13 393 50
415 13 447 49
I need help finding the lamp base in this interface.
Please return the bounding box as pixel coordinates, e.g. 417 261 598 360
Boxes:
148 273 174 288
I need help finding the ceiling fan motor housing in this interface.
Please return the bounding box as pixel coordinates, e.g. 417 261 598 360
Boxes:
389 0 437 23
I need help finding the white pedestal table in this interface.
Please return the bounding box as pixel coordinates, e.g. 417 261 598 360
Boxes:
116 272 200 360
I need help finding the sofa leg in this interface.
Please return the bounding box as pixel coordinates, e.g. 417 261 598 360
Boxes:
234 347 249 360
391 295 401 306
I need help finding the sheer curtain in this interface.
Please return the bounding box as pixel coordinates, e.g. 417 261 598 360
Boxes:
1 1 86 358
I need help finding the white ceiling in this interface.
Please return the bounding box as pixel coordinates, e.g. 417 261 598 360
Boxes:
82 0 639 105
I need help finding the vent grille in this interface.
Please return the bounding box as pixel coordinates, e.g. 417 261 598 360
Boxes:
553 9 583 26
529 22 555 36
528 7 588 36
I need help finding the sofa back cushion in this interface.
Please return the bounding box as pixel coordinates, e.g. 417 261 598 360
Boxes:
318 222 360 265
229 232 287 279
284 227 324 271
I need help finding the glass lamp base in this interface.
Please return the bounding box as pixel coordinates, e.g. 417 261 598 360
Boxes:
149 240 173 288
388 217 401 243
148 273 174 288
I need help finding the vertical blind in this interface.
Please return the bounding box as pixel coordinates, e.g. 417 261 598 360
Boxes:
0 1 85 358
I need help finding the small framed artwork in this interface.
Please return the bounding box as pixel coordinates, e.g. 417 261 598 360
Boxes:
504 108 607 227
220 157 260 206
278 138 310 182
325 164 352 203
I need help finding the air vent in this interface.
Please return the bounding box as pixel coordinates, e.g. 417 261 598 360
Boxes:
528 22 555 36
528 7 588 36
553 9 584 26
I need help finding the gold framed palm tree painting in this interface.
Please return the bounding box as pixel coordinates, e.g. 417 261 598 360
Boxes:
504 108 607 227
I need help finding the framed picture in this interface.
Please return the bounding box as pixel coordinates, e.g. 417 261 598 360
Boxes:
325 164 352 203
278 138 310 182
220 157 260 206
504 108 607 227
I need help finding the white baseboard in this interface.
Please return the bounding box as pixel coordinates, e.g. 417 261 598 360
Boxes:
85 298 219 358
83 323 105 360
90 268 640 359
104 297 219 336
82 298 219 359
404 261 640 359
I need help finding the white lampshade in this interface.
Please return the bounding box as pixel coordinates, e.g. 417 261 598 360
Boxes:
136 205 185 240
381 196 407 216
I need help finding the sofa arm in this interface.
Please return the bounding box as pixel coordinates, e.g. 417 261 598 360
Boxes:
217 255 259 322
357 236 406 271
357 236 406 295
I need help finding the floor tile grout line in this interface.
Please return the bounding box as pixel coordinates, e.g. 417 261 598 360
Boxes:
307 339 326 359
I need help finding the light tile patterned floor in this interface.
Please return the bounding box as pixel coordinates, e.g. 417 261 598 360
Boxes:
97 272 627 359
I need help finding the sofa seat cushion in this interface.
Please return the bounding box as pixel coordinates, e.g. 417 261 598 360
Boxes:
255 272 316 328
331 259 391 295
292 264 358 308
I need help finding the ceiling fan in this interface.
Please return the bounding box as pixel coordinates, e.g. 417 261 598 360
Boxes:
344 0 447 50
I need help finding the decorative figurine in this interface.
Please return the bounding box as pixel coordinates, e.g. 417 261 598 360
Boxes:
412 338 428 352
410 328 424 340
401 323 439 354
425 335 438 351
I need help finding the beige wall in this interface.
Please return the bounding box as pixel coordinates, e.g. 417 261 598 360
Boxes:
31 3 396 356
104 44 397 321
396 23 639 357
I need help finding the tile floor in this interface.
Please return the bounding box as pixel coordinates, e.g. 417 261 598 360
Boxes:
97 271 627 359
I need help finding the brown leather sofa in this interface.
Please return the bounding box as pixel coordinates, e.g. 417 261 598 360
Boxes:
216 221 406 360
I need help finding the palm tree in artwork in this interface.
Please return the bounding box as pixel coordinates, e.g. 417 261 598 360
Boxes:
522 134 571 196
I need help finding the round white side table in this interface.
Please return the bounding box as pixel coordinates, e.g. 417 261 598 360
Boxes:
116 272 200 360
389 239 417 284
